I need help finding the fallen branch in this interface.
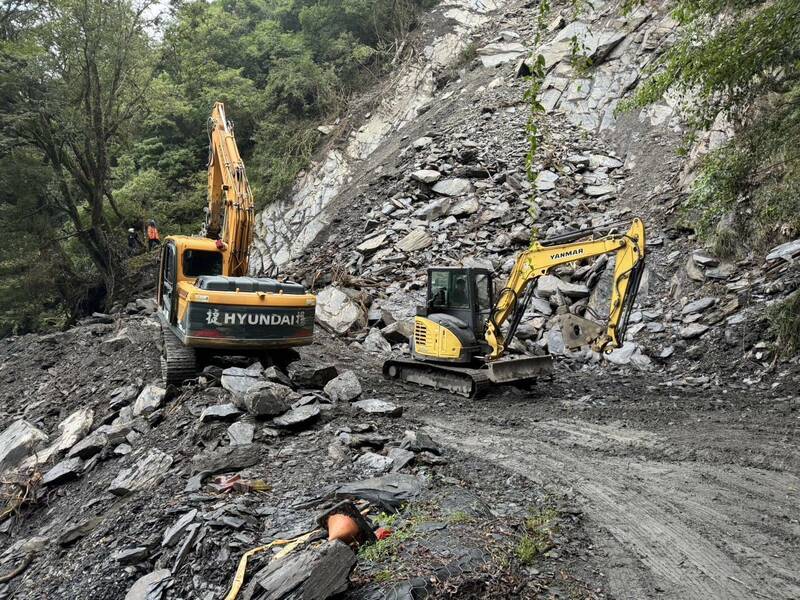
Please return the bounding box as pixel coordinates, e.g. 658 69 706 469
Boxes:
0 553 33 584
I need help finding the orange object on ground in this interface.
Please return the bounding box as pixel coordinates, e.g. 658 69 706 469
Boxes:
327 513 361 544
375 527 392 540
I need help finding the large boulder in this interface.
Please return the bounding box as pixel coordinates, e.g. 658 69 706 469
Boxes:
240 381 297 417
221 365 265 396
287 362 338 389
315 287 367 335
323 371 362 403
362 328 391 355
0 420 48 474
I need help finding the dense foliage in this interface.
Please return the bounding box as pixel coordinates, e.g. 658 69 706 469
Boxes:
0 0 432 334
622 0 800 352
624 0 800 256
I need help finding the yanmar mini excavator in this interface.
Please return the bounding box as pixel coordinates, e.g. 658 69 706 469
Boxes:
383 219 645 397
157 103 315 384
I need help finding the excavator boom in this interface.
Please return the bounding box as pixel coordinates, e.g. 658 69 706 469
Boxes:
486 218 645 359
206 102 255 277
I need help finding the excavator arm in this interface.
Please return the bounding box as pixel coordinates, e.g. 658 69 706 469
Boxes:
486 218 645 359
206 102 255 277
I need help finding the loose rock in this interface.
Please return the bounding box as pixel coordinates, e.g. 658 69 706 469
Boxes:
352 398 403 417
324 370 362 403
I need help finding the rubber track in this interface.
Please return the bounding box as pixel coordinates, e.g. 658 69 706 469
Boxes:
161 327 197 386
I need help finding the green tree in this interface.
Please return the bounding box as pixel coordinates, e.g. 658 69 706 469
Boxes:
624 0 800 253
1 0 157 306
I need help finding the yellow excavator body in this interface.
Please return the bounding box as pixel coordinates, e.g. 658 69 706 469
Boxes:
384 218 646 397
411 317 465 360
156 104 315 384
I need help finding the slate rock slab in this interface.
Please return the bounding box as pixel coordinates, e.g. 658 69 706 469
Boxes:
58 517 103 546
43 457 83 486
54 408 94 452
191 444 261 476
200 403 242 423
112 547 149 565
124 569 171 600
352 399 403 418
162 509 198 547
273 405 321 429
245 540 355 600
682 297 715 315
0 420 48 474
68 431 109 459
335 473 424 510
109 384 141 410
109 449 173 496
680 323 710 339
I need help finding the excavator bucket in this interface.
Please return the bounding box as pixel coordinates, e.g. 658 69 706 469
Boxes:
559 314 605 349
486 355 553 384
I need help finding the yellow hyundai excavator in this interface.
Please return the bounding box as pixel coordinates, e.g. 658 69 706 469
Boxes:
157 102 316 384
383 218 645 397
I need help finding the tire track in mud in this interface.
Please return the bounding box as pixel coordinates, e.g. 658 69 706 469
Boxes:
421 415 800 600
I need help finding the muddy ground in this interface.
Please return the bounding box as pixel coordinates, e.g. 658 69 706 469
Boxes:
3 313 797 600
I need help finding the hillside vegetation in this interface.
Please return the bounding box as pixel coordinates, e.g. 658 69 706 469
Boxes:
0 0 433 334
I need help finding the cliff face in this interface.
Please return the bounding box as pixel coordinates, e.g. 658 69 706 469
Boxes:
250 0 509 274
250 1 688 277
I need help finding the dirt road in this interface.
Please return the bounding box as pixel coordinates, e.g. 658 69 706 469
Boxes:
410 378 800 600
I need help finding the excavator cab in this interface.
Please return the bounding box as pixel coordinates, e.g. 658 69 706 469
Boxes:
423 268 493 335
411 267 493 365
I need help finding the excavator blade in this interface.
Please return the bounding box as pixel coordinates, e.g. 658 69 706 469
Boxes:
486 355 553 383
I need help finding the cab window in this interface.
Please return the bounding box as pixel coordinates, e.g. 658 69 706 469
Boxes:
429 271 470 309
183 250 223 277
475 273 491 310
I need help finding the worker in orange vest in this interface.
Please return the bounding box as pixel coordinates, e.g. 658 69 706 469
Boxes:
146 220 160 250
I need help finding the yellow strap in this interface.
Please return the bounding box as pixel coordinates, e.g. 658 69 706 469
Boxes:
222 531 317 600
224 503 372 600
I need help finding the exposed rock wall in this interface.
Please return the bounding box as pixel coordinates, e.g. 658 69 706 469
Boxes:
250 0 507 274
